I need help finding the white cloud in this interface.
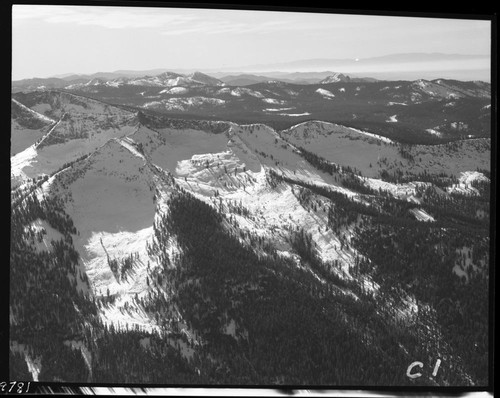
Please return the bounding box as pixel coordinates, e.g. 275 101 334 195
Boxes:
13 5 199 30
159 19 291 36
13 5 311 36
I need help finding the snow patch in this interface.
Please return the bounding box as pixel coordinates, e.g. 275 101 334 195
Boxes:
387 102 408 106
364 178 429 200
262 98 285 105
409 208 435 222
315 88 335 99
10 341 42 381
24 219 64 253
426 128 442 137
228 87 264 98
159 87 189 95
278 112 311 117
264 107 294 112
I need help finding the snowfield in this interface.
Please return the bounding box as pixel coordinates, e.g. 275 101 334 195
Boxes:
388 102 408 106
262 98 286 105
11 99 56 155
11 123 47 157
315 88 335 99
143 96 225 111
409 208 435 222
426 128 442 137
159 87 189 95
363 178 432 200
264 107 295 112
11 92 138 187
279 112 311 117
10 114 138 187
228 87 264 98
129 125 229 175
280 121 395 178
281 120 489 179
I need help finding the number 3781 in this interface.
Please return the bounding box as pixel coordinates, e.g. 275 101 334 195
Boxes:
0 381 31 394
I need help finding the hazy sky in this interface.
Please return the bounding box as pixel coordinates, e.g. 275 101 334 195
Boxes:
12 5 491 80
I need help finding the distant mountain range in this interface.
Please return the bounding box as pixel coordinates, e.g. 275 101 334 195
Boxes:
205 53 490 82
12 70 377 92
13 53 490 87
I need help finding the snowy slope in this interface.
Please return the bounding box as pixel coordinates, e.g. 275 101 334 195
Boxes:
129 124 229 175
44 138 164 334
61 119 366 294
320 73 351 84
413 79 491 100
159 87 189 95
281 120 397 178
33 131 206 350
447 171 490 195
411 79 464 100
11 99 56 156
10 96 138 187
281 120 490 179
13 90 131 119
155 122 368 286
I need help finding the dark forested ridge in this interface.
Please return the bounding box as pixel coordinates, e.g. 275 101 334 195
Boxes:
139 189 422 385
10 192 95 382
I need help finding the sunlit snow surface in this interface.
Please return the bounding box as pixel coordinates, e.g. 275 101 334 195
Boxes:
447 171 489 196
315 88 335 99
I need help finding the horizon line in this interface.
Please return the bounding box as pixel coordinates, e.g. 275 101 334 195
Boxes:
12 51 491 82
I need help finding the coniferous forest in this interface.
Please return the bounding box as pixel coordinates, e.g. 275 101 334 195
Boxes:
10 167 490 386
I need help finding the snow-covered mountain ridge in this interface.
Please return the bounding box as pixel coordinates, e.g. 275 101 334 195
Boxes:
64 71 225 90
